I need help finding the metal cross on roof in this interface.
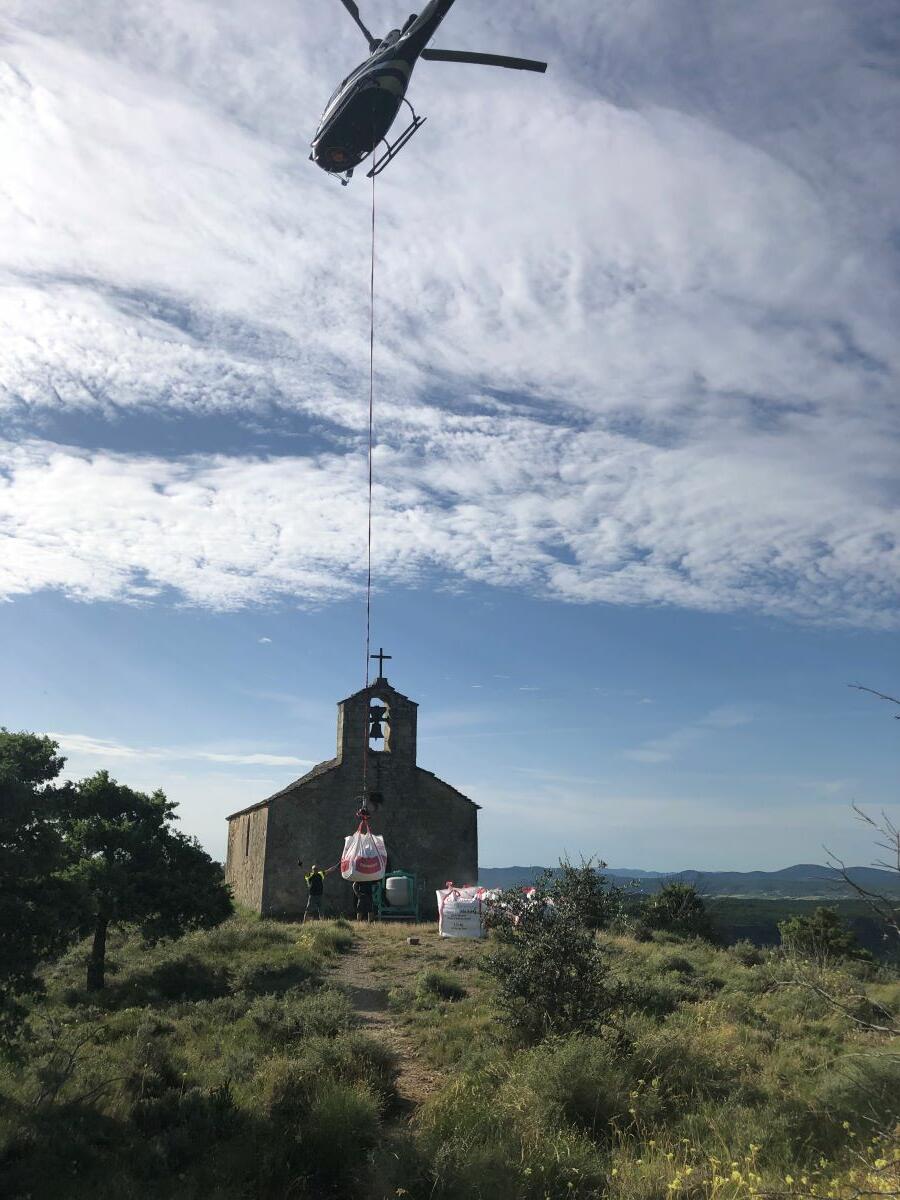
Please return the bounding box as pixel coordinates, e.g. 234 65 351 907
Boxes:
370 647 392 678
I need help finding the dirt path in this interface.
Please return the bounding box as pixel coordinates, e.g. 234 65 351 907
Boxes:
330 935 442 1111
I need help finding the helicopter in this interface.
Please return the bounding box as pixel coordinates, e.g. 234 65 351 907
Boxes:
311 0 547 185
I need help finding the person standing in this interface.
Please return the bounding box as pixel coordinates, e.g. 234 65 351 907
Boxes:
300 861 336 921
353 879 376 923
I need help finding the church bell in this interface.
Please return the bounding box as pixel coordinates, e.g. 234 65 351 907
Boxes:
368 705 387 741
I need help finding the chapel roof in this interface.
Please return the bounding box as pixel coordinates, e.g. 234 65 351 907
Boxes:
340 676 418 706
225 757 338 820
224 757 479 820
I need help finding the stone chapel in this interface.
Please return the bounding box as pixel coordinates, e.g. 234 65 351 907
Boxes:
225 667 480 918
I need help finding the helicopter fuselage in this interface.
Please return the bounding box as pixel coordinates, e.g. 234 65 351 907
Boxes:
310 0 456 176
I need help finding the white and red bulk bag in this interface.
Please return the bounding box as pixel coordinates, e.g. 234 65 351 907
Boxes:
437 884 486 939
340 818 387 882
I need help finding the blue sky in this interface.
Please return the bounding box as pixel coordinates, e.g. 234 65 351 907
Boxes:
1 0 898 870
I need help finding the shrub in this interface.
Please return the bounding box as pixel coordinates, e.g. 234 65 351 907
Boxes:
660 954 695 975
112 953 231 1006
301 921 354 958
517 1034 631 1139
245 987 353 1044
729 938 766 966
302 1079 381 1187
549 858 635 930
812 1052 900 1132
312 1031 398 1099
257 1055 316 1127
415 1071 607 1200
231 954 318 995
640 883 712 940
483 883 611 1043
130 1081 238 1142
258 1032 397 1107
779 907 873 966
416 969 467 1003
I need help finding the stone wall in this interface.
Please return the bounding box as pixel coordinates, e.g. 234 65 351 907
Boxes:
225 806 268 911
259 760 477 918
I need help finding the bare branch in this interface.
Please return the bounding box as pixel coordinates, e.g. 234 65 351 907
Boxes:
775 975 899 1037
849 683 900 715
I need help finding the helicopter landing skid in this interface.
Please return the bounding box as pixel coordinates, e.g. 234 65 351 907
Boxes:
367 104 427 179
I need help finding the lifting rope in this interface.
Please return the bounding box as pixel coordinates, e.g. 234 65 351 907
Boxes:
362 167 377 798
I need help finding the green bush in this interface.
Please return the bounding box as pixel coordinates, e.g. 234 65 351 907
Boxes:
660 953 695 975
729 938 766 966
305 1031 398 1099
257 1054 316 1127
230 954 318 995
258 1031 397 1112
302 921 354 957
111 953 232 1006
415 1071 607 1200
517 1034 632 1139
244 987 353 1043
812 1052 900 1131
779 907 873 965
483 882 611 1043
302 1079 381 1187
549 858 635 930
416 969 467 1003
130 1081 238 1142
640 883 712 940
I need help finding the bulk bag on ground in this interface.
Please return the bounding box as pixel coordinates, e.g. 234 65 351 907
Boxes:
341 818 387 882
437 884 486 938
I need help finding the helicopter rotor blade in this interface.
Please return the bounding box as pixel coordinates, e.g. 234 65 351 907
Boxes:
421 48 548 72
338 0 378 50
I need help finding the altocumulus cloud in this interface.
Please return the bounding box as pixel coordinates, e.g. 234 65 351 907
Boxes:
0 0 898 626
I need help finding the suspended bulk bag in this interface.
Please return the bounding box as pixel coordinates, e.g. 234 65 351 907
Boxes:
340 817 387 882
437 884 486 939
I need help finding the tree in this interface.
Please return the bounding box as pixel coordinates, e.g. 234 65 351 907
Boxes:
61 772 233 991
482 865 612 1043
641 881 712 940
549 858 633 930
0 730 84 1039
778 906 872 967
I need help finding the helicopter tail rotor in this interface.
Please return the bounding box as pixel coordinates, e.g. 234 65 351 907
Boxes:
338 0 379 51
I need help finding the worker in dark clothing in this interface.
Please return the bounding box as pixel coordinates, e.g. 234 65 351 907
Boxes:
300 861 337 921
353 879 376 923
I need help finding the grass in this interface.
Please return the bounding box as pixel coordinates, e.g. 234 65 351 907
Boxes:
2 917 898 1200
0 915 392 1200
377 924 900 1199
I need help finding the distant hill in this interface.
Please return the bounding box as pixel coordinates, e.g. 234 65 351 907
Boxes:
478 863 900 898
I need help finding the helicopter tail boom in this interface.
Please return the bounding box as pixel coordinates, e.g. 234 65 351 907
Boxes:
420 48 547 72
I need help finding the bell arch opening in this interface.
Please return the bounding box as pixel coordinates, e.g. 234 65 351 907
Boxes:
368 697 391 753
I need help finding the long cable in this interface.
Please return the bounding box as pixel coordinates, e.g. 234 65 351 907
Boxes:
362 167 376 795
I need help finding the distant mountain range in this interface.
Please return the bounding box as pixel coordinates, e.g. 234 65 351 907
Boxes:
478 863 900 898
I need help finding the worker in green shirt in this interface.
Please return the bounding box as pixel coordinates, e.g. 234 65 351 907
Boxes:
299 861 337 921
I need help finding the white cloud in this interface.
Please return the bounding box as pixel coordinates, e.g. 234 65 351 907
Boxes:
0 1 897 627
257 636 272 644
50 731 312 768
624 705 753 764
1 424 896 625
